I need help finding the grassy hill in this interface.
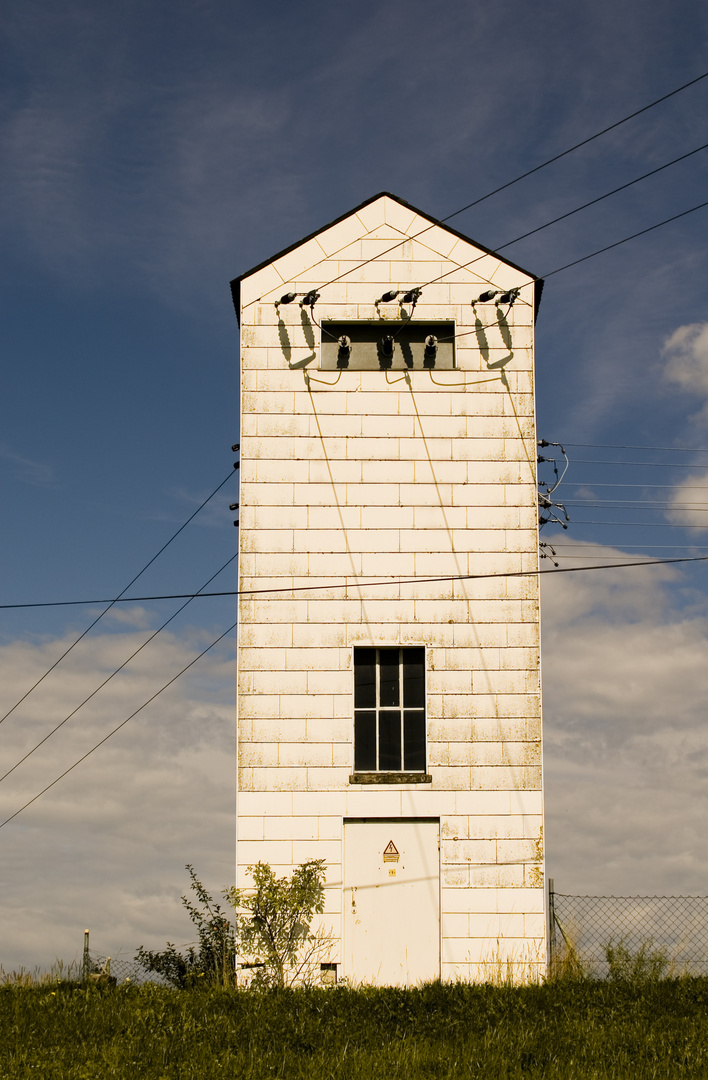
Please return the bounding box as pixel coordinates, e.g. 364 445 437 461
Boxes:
2 978 708 1078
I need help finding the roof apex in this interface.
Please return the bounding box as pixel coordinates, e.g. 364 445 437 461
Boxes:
229 191 542 320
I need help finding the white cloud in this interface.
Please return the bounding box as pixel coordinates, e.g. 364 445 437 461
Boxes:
663 322 708 418
542 540 708 895
0 626 235 973
656 321 708 526
664 466 708 530
2 540 708 970
100 605 154 629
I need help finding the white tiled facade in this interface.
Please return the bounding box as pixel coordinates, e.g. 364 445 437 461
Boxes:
234 193 545 983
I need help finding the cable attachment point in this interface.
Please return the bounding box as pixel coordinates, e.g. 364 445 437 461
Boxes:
377 289 401 303
424 335 438 363
231 443 240 453
497 287 520 306
540 541 559 567
538 492 569 530
379 335 395 368
402 287 422 305
229 503 239 512
337 335 351 368
537 438 569 530
277 292 298 305
300 290 320 308
473 289 500 304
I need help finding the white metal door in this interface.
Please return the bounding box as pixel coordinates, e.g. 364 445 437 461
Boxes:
343 818 440 986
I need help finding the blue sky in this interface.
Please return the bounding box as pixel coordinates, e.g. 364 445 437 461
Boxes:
2 0 708 969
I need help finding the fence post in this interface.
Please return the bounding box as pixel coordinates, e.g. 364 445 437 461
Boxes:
82 929 90 984
548 879 556 972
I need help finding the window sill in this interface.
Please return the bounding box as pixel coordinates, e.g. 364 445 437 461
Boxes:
349 772 432 785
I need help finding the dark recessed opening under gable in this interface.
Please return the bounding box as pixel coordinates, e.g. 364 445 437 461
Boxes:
321 321 455 371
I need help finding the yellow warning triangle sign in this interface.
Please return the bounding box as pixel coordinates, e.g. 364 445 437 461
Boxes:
383 840 400 861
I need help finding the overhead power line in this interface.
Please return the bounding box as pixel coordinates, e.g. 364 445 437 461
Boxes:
566 483 708 489
1 551 706 829
2 552 703 829
563 501 707 510
0 621 237 831
248 68 708 306
262 173 708 324
440 71 708 225
416 142 708 293
0 470 236 729
561 502 705 515
552 543 708 550
2 553 708 612
542 199 708 278
0 554 237 786
570 458 708 469
295 138 708 314
562 443 708 453
552 519 708 528
539 553 678 561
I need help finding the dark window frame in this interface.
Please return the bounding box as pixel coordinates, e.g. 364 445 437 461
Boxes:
320 321 456 371
353 646 427 776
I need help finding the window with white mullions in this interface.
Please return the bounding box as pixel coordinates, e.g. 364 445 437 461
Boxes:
354 647 426 772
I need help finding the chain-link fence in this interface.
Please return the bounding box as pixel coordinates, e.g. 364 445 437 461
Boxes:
80 927 185 985
87 953 169 985
81 896 708 987
549 885 708 977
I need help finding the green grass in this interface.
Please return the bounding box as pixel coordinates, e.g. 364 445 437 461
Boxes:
2 979 708 1078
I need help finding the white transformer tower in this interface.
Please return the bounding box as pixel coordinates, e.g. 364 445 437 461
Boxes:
230 192 545 985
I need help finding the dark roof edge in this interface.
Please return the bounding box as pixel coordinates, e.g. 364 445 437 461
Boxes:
229 191 543 323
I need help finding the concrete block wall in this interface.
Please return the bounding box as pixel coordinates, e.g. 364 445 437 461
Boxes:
235 194 545 982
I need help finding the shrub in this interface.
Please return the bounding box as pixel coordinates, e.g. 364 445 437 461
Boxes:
605 938 668 984
135 865 237 988
228 859 331 988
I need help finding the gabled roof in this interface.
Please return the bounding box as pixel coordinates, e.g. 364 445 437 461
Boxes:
229 191 543 321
